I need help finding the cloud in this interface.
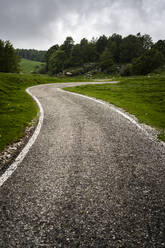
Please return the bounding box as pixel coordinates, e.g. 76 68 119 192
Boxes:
0 0 164 49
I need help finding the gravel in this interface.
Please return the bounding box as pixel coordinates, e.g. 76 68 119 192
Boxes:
0 82 165 247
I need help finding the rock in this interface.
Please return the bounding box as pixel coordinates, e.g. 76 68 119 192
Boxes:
0 118 37 170
66 72 72 76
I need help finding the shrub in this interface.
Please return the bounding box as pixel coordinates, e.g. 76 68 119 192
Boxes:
132 48 164 75
120 64 133 76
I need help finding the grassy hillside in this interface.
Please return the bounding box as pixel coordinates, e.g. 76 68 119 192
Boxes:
20 58 45 73
65 75 165 141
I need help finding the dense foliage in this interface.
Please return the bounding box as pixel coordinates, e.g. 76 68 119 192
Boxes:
0 40 20 73
17 49 46 62
1 34 165 76
45 33 165 76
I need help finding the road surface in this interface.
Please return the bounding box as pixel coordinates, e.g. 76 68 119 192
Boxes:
0 82 165 247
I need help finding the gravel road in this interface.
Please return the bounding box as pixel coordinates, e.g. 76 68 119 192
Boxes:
0 82 165 247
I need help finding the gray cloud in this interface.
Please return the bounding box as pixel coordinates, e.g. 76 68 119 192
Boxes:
0 0 165 49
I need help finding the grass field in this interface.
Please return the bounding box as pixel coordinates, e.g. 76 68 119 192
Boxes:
20 58 45 73
0 73 90 152
65 75 165 141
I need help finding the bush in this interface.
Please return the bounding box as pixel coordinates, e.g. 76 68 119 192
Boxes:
38 64 47 74
132 48 164 75
64 67 84 76
120 64 133 76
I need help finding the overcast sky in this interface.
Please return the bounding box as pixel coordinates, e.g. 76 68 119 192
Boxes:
0 0 164 50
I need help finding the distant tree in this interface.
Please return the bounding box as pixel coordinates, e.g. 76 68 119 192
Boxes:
17 49 46 62
80 38 88 47
80 38 89 63
132 48 164 75
45 33 162 76
140 33 153 50
87 42 98 63
107 33 122 63
99 48 115 73
79 38 98 63
48 49 66 74
120 34 144 63
96 35 108 54
153 40 165 58
0 40 5 69
70 44 83 66
0 40 20 73
45 44 59 71
61 37 74 57
45 45 59 61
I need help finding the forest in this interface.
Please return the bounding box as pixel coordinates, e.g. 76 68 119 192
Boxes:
44 33 165 76
0 33 165 76
17 49 46 62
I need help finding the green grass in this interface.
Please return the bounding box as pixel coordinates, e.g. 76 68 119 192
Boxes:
0 72 91 152
65 75 165 141
20 58 45 73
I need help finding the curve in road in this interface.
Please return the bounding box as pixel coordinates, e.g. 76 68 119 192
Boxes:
0 82 165 247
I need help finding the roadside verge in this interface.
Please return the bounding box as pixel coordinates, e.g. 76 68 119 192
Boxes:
0 86 44 187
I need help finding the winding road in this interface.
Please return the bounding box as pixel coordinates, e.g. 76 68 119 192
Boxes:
0 82 165 247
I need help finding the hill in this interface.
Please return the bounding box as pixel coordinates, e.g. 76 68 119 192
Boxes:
17 49 46 62
20 58 45 73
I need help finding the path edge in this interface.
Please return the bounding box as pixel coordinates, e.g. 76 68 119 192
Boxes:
60 88 165 147
0 86 44 187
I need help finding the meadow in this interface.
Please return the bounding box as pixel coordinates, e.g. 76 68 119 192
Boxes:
20 58 45 73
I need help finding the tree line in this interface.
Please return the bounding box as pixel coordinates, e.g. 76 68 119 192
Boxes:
44 33 165 76
17 49 46 62
0 34 165 75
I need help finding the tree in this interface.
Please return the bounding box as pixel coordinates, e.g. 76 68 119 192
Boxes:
86 42 98 63
0 40 20 73
61 36 74 57
96 35 108 54
45 44 59 71
80 38 90 63
45 33 163 76
79 38 98 63
120 35 143 63
70 44 83 66
140 34 153 50
107 34 122 63
48 49 66 75
153 40 165 58
0 40 5 70
99 48 115 73
132 48 164 75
